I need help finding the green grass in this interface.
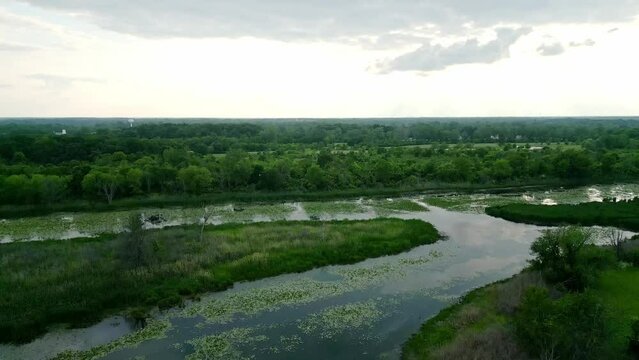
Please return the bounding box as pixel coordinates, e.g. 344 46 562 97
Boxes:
302 201 367 216
486 200 639 231
0 218 440 344
593 268 639 357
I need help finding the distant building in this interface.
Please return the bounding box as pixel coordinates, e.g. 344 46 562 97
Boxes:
529 146 544 151
54 129 67 136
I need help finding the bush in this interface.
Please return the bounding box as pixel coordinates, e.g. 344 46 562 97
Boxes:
157 295 182 310
622 248 639 267
529 227 613 291
629 318 639 357
496 271 546 315
515 287 610 360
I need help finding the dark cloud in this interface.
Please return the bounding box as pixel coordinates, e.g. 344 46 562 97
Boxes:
375 27 530 72
17 0 639 41
537 42 565 56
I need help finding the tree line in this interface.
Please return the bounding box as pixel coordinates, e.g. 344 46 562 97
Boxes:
1 141 638 205
2 119 638 165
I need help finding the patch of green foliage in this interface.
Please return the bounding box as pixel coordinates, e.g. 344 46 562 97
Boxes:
486 198 639 231
302 201 367 216
593 268 639 356
0 218 440 344
53 319 172 360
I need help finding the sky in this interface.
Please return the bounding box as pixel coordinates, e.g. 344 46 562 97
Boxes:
0 0 638 118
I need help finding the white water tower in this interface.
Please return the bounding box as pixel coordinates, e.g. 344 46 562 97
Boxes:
128 119 135 128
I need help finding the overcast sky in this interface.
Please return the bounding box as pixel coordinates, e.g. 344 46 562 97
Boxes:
1 0 638 117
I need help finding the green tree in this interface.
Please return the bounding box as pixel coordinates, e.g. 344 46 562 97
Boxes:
34 175 70 204
119 213 149 268
178 166 212 194
220 150 252 190
490 159 513 181
529 227 607 291
304 164 327 190
82 169 123 204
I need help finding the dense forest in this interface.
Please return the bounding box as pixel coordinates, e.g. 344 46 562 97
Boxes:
1 118 639 206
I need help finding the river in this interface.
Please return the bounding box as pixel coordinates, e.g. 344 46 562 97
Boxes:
1 205 545 359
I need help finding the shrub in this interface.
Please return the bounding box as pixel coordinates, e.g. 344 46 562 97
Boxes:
515 287 610 360
496 271 546 315
621 247 639 267
628 318 639 357
529 227 612 291
157 295 182 310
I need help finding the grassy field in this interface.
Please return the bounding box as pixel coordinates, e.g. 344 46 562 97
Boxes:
486 200 639 231
593 268 639 355
402 273 542 360
0 218 440 344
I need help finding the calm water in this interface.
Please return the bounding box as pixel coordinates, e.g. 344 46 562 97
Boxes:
1 206 544 360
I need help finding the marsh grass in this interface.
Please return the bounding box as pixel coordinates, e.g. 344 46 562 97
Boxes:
370 199 428 214
486 200 639 231
0 218 439 344
402 272 543 360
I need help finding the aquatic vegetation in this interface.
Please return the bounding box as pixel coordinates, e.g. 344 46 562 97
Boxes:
336 263 405 284
424 184 639 214
279 334 302 352
369 199 429 215
424 194 524 213
302 201 367 217
298 300 386 340
184 279 346 323
0 203 295 242
186 327 268 360
53 319 171 360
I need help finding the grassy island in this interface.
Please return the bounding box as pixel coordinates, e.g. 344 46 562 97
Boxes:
0 218 440 344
